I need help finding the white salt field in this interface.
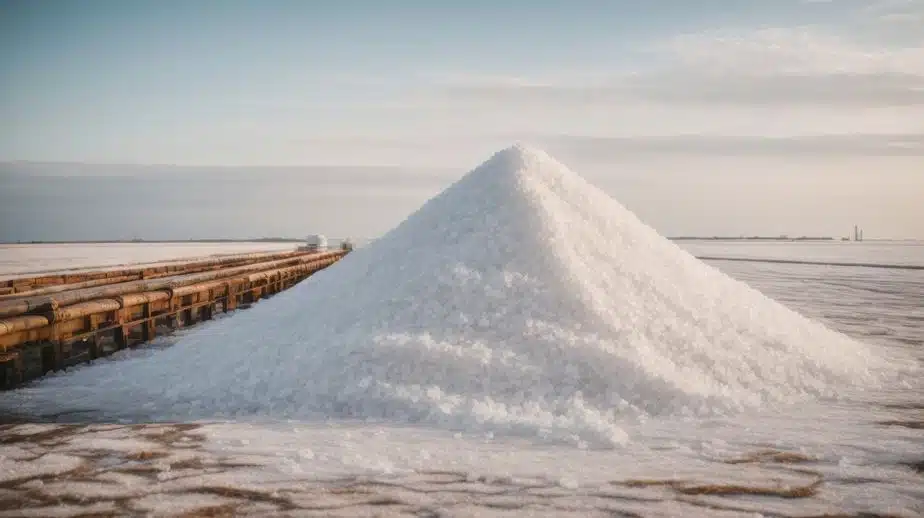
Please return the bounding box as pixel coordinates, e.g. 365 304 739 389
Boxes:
681 241 924 270
1 147 921 517
0 242 300 280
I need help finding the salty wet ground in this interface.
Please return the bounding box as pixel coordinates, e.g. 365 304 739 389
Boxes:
1 259 922 517
2 419 920 517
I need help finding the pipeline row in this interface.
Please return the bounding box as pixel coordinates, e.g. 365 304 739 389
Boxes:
0 251 346 340
0 251 344 319
0 249 310 296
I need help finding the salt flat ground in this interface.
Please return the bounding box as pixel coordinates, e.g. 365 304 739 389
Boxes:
679 240 924 267
0 242 299 280
0 242 922 517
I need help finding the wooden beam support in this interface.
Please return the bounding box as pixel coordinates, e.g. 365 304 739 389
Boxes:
225 283 237 312
182 295 196 326
167 297 180 329
113 310 128 350
86 314 100 360
141 303 155 341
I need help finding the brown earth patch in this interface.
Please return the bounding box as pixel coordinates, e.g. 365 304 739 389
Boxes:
723 449 816 464
676 479 822 498
877 420 924 429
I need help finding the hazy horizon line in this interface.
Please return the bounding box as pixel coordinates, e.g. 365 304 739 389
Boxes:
4 132 923 168
0 160 440 170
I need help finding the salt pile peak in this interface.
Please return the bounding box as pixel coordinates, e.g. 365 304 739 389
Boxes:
12 145 900 446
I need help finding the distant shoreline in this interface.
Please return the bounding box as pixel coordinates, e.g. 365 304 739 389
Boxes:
0 238 306 245
671 237 920 242
670 236 845 242
1 237 920 245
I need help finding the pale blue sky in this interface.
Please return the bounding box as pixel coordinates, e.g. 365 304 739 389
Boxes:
2 0 923 239
5 0 920 165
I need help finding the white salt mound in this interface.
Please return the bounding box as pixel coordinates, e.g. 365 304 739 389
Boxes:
12 145 900 446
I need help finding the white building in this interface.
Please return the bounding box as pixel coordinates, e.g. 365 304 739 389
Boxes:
302 234 328 251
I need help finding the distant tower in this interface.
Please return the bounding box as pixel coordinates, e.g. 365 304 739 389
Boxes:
854 225 859 241
859 228 864 242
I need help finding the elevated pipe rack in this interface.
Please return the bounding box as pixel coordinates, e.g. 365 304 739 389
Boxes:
0 250 348 389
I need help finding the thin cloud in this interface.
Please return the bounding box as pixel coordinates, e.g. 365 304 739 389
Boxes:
661 27 924 75
536 133 924 157
627 71 924 106
640 27 924 105
435 27 924 108
859 0 924 21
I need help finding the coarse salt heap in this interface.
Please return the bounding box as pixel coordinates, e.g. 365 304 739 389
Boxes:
11 145 895 446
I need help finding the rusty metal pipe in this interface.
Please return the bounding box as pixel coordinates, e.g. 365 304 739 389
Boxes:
48 299 122 323
0 315 50 337
0 249 305 290
0 300 38 319
170 280 230 299
117 291 171 307
0 274 140 301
